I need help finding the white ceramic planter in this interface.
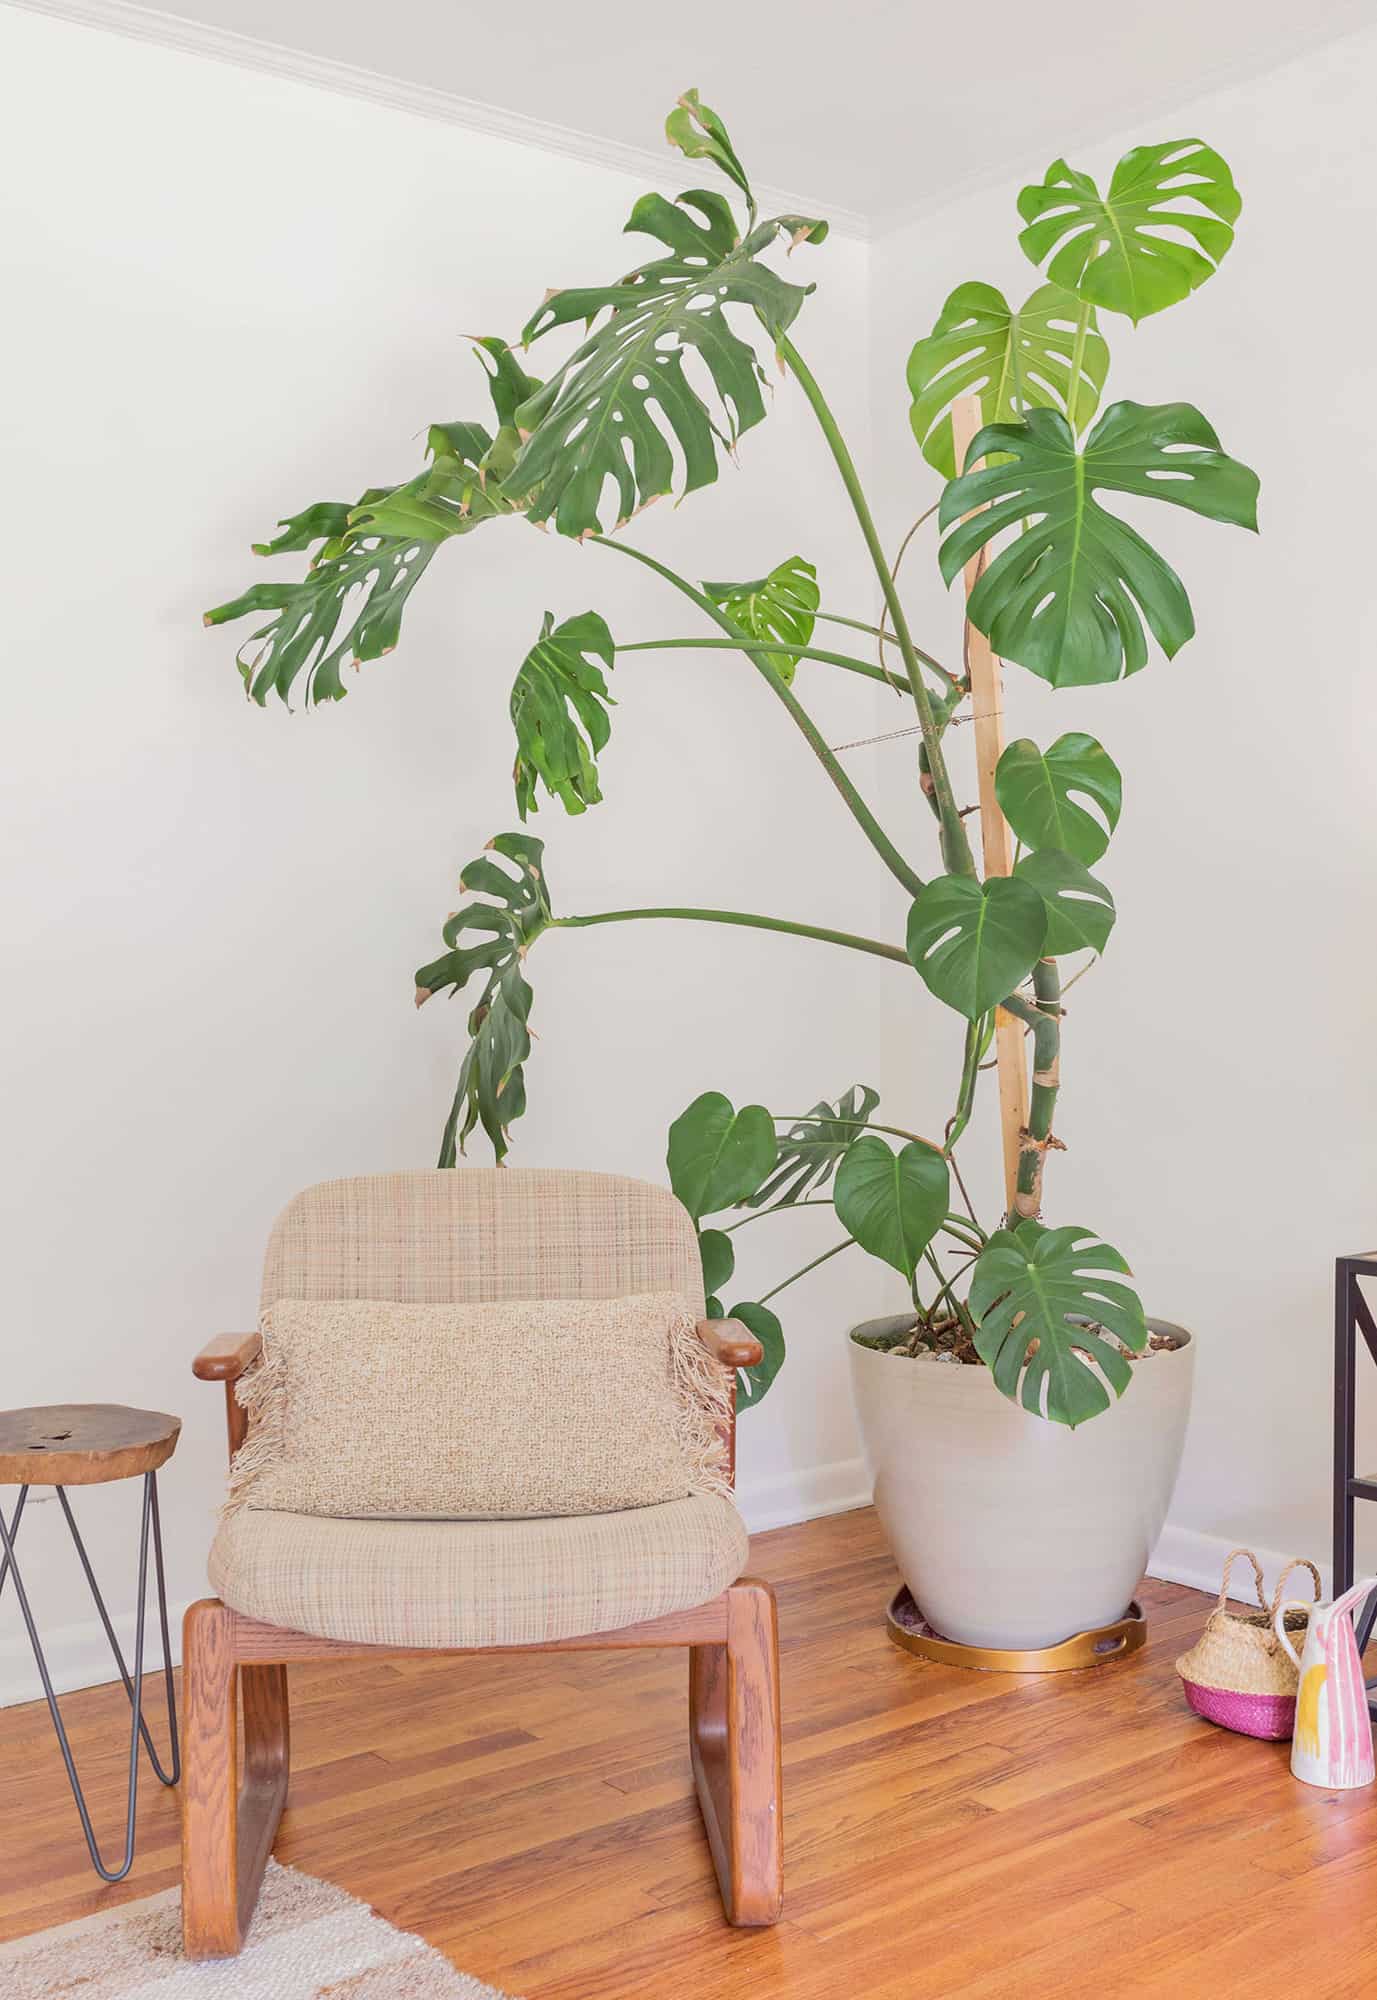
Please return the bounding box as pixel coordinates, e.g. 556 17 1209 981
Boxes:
848 1317 1195 1650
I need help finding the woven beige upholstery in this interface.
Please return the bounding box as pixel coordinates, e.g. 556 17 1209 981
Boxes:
210 1492 750 1646
214 1169 744 1646
260 1169 705 1316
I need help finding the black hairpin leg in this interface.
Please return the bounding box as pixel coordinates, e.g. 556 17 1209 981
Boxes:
0 1471 179 1882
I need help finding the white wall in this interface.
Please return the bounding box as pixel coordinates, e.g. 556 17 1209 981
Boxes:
866 28 1377 1594
0 7 890 1701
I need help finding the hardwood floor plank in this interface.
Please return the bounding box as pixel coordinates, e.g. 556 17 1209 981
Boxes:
2 1506 1375 1997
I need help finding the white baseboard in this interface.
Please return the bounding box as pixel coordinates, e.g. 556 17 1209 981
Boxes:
0 1601 191 1710
3 1496 1312 1709
1147 1523 1332 1605
736 1455 872 1535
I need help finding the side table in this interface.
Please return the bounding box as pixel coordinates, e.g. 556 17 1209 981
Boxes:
0 1404 182 1881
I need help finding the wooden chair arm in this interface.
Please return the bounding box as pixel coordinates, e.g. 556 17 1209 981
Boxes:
193 1331 262 1383
696 1318 763 1370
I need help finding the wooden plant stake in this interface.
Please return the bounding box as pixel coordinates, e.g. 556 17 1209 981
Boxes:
950 393 1028 1216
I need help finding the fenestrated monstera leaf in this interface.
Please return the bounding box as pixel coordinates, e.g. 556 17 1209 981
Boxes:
995 734 1122 865
906 874 1046 1020
414 833 552 1166
510 93 827 538
1018 141 1240 324
667 1091 777 1223
509 610 616 818
1014 850 1116 956
746 1084 880 1208
938 401 1260 687
968 1219 1147 1427
205 340 536 706
834 1136 950 1280
907 282 1109 477
701 557 819 683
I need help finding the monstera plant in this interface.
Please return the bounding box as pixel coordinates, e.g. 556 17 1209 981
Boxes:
208 100 1257 1433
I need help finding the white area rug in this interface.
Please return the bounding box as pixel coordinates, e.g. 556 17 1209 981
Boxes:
0 1859 519 1998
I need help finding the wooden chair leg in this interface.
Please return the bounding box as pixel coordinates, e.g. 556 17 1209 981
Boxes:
180 1600 289 1959
689 1578 783 1926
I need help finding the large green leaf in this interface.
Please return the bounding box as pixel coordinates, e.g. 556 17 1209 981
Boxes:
205 339 535 706
510 94 826 538
833 1137 949 1279
731 1299 786 1407
510 610 616 818
995 734 1122 865
414 833 552 1166
938 401 1259 687
698 1228 735 1299
968 1219 1147 1427
701 557 819 684
1018 141 1240 323
1014 851 1115 956
667 1091 777 1222
906 875 1046 1020
746 1084 880 1209
907 282 1109 478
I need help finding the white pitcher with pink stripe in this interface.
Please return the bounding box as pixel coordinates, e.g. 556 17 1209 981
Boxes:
1274 1577 1377 1789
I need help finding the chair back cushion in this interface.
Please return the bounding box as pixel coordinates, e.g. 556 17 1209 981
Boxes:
261 1169 704 1316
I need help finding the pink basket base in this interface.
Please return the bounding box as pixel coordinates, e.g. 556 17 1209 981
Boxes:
1181 1679 1295 1740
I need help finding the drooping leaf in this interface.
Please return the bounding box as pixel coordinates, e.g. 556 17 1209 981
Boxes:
906 874 1046 1020
205 339 536 705
667 1091 777 1222
698 1227 736 1298
968 1219 1147 1427
995 734 1122 865
510 96 826 538
747 1084 880 1209
938 401 1260 687
907 282 1109 477
664 88 754 211
701 557 819 683
1018 141 1241 323
1014 851 1116 956
731 1299 786 1407
509 610 616 818
415 833 552 1166
834 1136 950 1280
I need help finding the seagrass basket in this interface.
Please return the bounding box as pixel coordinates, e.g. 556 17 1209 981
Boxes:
1175 1548 1321 1739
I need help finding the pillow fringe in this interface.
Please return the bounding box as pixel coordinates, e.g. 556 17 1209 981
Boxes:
669 1308 735 1502
220 1320 286 1522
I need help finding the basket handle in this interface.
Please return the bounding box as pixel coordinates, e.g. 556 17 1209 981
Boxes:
1269 1558 1322 1623
1274 1598 1312 1670
1218 1548 1267 1613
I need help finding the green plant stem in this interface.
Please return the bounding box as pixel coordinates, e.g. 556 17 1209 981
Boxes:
945 1012 988 1153
778 337 976 880
556 906 908 965
1064 302 1091 428
757 1236 855 1305
615 635 912 695
770 1115 936 1145
811 612 958 693
591 534 924 898
924 1249 981 1323
1007 960 1062 1219
722 1200 838 1233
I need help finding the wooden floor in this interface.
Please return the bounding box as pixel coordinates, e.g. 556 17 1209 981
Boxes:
3 1507 1377 1996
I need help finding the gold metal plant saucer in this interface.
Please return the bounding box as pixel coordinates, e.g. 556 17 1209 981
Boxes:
885 1585 1146 1673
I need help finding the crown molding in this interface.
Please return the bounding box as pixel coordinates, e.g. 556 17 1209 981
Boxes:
5 0 869 238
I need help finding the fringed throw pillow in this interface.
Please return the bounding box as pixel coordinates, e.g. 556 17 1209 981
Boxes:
225 1291 730 1520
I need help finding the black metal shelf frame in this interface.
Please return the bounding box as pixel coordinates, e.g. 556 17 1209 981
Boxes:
1333 1253 1377 1707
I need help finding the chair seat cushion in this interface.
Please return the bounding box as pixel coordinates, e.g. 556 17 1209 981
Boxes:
209 1493 750 1647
